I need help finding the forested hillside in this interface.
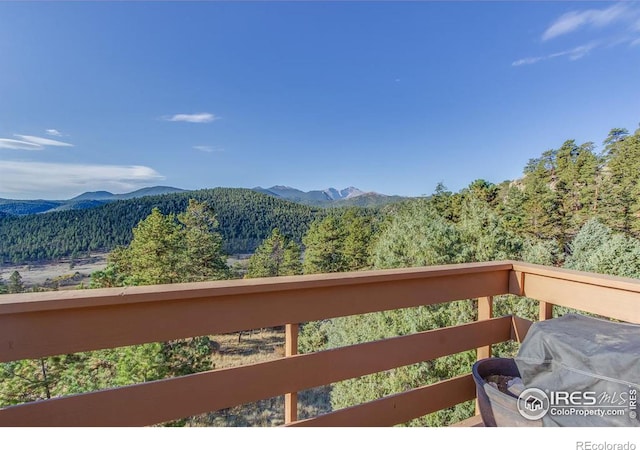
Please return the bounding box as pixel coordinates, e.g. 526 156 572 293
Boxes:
0 188 324 263
494 127 640 249
0 200 65 216
2 127 639 265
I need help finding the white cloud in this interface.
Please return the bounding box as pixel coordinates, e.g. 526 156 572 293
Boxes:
552 43 597 60
193 145 224 153
512 56 545 67
513 42 599 66
14 134 73 147
0 138 43 150
542 3 629 41
0 134 73 150
164 112 219 123
45 129 62 137
0 161 165 199
515 3 639 68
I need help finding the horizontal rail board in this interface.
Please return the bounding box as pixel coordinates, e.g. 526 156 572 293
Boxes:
0 269 510 362
512 262 640 294
287 374 476 427
522 273 640 324
0 317 512 426
0 261 515 313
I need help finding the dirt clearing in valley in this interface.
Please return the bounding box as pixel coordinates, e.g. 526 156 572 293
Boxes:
0 253 108 289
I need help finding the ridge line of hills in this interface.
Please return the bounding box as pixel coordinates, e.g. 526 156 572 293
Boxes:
0 185 405 216
0 186 402 263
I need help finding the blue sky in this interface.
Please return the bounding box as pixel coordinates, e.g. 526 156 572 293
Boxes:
0 2 639 200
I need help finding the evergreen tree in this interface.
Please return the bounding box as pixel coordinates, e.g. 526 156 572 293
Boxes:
302 216 347 274
372 199 463 269
89 259 126 288
554 140 599 241
521 152 562 241
463 179 498 206
600 128 640 236
495 183 527 235
565 219 640 278
429 182 459 222
7 271 24 294
521 238 562 267
178 199 230 282
92 200 230 287
246 228 302 278
113 208 184 286
341 209 378 271
456 197 523 262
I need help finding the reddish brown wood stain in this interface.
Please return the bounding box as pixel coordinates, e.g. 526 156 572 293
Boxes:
0 261 637 426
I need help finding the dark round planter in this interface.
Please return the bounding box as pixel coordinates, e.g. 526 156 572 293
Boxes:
472 357 542 427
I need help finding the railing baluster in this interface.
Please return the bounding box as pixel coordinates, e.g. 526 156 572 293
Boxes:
284 323 299 424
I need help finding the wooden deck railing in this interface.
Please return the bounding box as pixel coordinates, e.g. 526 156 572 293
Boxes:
1 260 639 426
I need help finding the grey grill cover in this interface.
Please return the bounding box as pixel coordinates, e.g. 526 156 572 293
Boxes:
514 314 640 426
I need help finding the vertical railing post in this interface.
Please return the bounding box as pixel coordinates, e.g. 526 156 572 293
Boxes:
284 323 298 424
476 296 493 360
509 270 525 296
539 301 553 321
476 296 493 416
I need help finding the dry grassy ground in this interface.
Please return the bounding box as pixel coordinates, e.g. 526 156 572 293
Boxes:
0 253 108 289
0 253 252 290
166 328 332 427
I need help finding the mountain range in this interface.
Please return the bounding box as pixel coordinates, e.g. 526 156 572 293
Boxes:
0 186 185 216
0 185 404 215
251 185 404 207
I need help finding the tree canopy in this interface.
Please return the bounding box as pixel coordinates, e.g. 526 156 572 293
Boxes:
91 200 230 287
245 228 302 278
